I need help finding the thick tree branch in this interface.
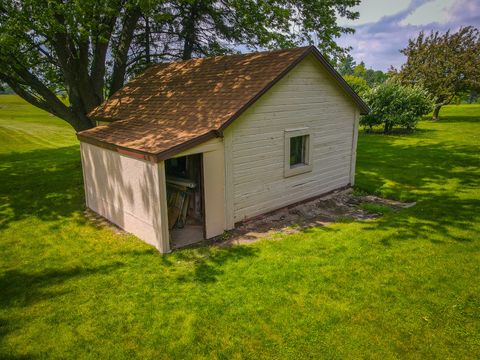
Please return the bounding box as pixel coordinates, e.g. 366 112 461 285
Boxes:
90 10 119 101
0 73 53 114
13 64 70 115
110 6 142 95
0 70 92 131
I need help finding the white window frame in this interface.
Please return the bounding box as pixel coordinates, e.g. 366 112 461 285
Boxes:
284 128 313 177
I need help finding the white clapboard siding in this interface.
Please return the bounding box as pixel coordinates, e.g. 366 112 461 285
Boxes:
233 151 352 182
80 142 169 252
225 54 358 222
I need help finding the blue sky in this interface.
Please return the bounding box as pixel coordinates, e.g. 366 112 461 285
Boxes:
337 0 480 70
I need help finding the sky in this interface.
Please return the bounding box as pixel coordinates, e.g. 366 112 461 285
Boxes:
337 0 480 70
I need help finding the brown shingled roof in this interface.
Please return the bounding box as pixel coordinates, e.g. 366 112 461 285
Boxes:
78 46 368 161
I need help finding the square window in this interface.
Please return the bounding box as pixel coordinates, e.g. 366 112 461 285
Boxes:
284 128 313 177
290 135 308 167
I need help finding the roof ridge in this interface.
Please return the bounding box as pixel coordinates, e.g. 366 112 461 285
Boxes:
146 46 312 69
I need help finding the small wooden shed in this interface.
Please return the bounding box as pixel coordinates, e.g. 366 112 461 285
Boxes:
77 46 369 253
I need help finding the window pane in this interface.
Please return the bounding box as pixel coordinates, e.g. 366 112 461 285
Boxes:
290 135 306 166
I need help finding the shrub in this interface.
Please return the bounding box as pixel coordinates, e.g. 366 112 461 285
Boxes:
344 75 370 96
361 80 433 133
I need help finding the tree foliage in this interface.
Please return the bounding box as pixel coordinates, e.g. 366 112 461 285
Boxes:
361 80 432 134
343 75 369 96
0 0 361 131
337 55 388 87
398 26 480 120
352 62 388 87
336 54 356 76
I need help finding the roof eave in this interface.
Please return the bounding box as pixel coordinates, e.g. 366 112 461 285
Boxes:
77 130 219 163
155 130 219 161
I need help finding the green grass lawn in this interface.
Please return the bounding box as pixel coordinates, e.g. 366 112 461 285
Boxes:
1 94 479 359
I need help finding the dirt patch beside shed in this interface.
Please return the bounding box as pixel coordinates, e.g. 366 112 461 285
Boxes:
218 188 415 246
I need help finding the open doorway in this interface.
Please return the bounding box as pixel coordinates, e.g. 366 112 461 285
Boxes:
165 154 205 249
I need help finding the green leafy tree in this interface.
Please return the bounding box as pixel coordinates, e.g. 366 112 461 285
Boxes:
364 69 388 87
361 80 432 134
0 0 143 131
353 61 387 87
337 54 356 76
352 62 366 78
343 75 369 96
0 0 361 131
398 26 480 120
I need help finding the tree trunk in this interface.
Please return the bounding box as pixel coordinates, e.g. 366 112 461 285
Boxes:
144 15 151 64
110 7 142 95
432 104 442 120
384 121 392 134
181 2 199 60
64 111 96 132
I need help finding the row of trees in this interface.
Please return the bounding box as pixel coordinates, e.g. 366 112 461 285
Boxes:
0 0 362 131
337 55 388 89
336 26 480 133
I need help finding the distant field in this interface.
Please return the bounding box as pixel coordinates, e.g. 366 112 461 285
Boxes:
0 95 76 153
1 95 479 359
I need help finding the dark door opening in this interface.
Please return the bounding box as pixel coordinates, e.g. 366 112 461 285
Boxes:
165 153 205 249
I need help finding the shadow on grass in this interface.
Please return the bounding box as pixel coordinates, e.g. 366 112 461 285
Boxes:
113 243 259 284
0 145 83 229
0 262 124 309
0 262 124 357
434 107 480 123
356 139 480 198
173 245 259 283
356 132 480 245
360 126 437 136
366 196 479 246
435 115 480 124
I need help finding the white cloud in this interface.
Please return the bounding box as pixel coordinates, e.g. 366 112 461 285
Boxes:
400 0 456 26
338 0 411 26
338 0 480 70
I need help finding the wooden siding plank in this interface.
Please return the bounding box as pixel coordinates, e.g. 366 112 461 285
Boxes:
230 55 357 220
